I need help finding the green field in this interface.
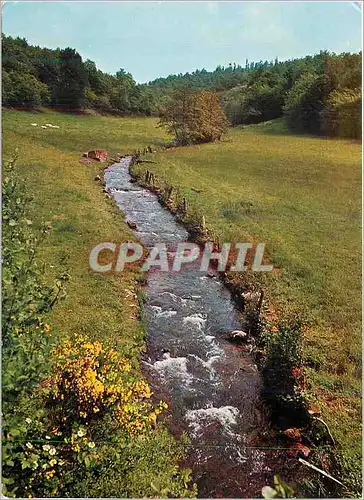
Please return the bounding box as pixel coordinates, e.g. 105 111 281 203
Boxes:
2 109 166 353
3 108 362 493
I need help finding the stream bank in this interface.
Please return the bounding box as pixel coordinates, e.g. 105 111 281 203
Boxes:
103 156 309 497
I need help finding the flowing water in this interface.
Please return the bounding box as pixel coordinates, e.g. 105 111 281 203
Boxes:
105 157 280 497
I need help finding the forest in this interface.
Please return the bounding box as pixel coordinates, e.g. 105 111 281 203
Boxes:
2 34 362 138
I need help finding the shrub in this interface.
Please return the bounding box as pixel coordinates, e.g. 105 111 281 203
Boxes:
3 332 197 498
236 83 286 125
323 87 361 139
159 88 229 145
85 87 112 112
69 426 197 498
2 70 51 108
2 153 67 348
283 73 327 134
2 153 68 497
46 335 167 434
262 316 309 428
55 48 88 109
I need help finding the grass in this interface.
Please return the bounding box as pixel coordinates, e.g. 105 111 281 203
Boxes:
2 108 168 357
133 118 362 491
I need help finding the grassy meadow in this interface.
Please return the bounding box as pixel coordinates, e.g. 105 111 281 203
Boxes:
2 109 167 355
2 108 361 492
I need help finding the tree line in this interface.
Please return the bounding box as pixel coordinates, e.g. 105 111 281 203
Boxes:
220 51 362 138
2 35 155 114
2 34 361 138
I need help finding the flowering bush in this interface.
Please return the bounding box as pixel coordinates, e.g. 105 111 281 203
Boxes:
46 335 167 435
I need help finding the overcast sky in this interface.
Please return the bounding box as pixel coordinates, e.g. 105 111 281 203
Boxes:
3 1 362 82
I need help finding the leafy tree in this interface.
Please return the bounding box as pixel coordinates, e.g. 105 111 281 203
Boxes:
159 88 228 145
56 48 88 109
85 88 113 112
323 88 361 139
2 71 50 108
283 73 328 134
84 59 105 94
221 85 248 125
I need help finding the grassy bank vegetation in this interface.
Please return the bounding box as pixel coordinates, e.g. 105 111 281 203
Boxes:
2 108 196 497
133 118 362 494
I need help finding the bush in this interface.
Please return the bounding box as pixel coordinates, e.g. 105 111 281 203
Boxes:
2 153 67 497
69 427 197 498
2 70 51 108
283 73 327 134
55 48 88 109
46 335 167 434
228 83 286 125
262 316 309 428
323 87 361 139
85 87 113 112
221 85 247 125
159 88 229 145
3 334 197 498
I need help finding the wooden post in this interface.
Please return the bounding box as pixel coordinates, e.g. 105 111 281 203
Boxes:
166 186 173 201
257 290 264 314
201 215 206 232
182 197 187 213
145 170 149 183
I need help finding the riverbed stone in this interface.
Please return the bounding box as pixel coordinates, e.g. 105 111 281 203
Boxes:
88 149 108 162
227 330 248 342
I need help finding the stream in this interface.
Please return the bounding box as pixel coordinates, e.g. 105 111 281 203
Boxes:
104 157 283 497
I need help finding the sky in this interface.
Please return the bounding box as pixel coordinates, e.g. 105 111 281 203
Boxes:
2 1 362 83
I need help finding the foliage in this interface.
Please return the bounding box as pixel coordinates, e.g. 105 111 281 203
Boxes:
323 87 362 139
2 158 63 344
221 51 361 137
262 475 295 498
332 449 362 497
159 88 228 145
2 153 66 496
262 316 309 428
222 70 287 125
2 35 361 137
69 427 197 498
56 48 88 109
2 70 51 108
46 335 167 434
3 333 197 498
2 152 68 389
283 73 327 134
1 35 156 114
